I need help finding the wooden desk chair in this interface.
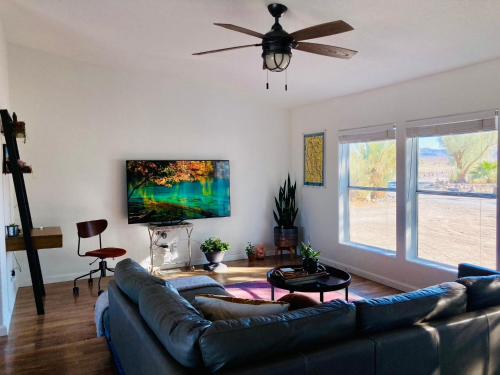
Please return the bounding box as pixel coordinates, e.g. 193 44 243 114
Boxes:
73 219 126 296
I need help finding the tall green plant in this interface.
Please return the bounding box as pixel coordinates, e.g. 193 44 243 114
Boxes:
273 174 298 228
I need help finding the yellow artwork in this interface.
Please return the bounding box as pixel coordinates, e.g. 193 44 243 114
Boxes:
304 132 324 186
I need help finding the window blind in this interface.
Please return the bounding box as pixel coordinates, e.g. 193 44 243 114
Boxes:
406 110 498 138
338 123 396 144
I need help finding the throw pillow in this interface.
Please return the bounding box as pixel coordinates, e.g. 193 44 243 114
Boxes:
194 294 289 320
278 293 320 310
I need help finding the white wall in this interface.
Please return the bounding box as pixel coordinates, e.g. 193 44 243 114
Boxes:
0 19 15 335
8 44 290 287
291 58 500 291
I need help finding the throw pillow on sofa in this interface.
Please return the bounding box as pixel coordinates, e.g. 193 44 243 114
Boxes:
278 293 320 310
195 294 289 320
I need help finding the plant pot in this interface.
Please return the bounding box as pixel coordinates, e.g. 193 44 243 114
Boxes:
247 254 256 261
303 258 319 274
274 226 298 248
204 251 225 265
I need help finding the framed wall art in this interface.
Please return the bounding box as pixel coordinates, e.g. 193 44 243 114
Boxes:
304 132 325 186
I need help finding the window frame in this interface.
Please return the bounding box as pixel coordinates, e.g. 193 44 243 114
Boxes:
337 110 500 272
407 128 498 268
338 125 397 254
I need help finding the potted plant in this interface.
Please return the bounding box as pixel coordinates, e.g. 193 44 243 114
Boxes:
300 242 321 273
200 237 230 266
273 174 299 250
245 242 256 261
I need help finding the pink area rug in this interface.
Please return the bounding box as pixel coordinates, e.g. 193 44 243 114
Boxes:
224 281 362 303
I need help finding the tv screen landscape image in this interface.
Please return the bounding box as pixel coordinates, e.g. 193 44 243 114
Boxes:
126 160 230 224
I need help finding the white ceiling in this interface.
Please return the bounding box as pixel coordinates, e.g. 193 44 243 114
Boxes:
2 0 500 108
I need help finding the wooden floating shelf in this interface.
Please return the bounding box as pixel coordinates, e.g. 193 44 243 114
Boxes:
3 167 32 174
6 226 63 252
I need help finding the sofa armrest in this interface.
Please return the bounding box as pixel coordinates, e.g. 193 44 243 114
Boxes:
458 263 500 278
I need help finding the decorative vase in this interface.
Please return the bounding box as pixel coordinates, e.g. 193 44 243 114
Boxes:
204 251 225 265
274 226 298 248
255 245 266 260
6 224 19 237
303 258 319 274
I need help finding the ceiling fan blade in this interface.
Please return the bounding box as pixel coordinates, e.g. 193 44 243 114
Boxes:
294 42 357 59
291 20 353 41
213 23 264 39
193 43 262 56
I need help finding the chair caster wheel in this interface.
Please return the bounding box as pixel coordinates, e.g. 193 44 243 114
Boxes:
98 289 104 296
73 286 79 296
88 278 93 287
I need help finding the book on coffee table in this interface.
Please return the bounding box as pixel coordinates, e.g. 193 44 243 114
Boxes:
274 268 330 285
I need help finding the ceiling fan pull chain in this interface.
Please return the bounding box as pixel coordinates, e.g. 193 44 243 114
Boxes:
285 69 288 91
266 70 269 90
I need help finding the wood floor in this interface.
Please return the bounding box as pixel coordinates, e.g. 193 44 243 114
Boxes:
0 256 399 374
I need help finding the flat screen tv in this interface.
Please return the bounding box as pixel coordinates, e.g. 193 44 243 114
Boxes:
126 160 230 224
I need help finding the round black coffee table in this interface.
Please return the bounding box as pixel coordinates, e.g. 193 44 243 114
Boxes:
267 264 352 302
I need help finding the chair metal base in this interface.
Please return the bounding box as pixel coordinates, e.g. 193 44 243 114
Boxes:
73 259 114 297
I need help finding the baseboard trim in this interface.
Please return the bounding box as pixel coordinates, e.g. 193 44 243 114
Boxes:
320 256 417 292
17 253 250 287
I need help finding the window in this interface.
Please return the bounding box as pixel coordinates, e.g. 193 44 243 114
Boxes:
339 112 499 271
408 116 498 268
339 126 396 252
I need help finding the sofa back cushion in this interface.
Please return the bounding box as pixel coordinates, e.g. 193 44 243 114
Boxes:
199 300 356 372
138 283 212 369
457 275 500 311
458 263 500 278
114 258 165 304
354 282 466 334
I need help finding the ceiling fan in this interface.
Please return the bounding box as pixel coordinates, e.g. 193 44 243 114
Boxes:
193 3 357 77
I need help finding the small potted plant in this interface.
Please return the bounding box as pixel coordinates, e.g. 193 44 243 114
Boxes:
300 242 321 274
245 242 256 261
200 237 230 266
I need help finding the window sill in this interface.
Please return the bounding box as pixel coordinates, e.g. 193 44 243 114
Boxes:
406 257 457 274
340 241 397 258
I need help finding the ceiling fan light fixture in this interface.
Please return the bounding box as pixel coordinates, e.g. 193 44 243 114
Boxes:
264 52 291 72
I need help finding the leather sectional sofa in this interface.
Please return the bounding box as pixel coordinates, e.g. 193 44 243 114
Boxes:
104 259 500 375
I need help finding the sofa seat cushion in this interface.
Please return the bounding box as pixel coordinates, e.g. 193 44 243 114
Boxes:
354 282 466 334
457 275 500 311
199 300 356 372
114 258 165 304
138 283 212 369
195 294 289 320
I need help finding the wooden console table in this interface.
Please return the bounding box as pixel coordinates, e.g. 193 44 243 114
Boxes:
6 226 63 251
